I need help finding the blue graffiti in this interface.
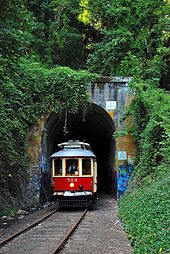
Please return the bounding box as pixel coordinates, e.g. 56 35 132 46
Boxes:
117 164 133 198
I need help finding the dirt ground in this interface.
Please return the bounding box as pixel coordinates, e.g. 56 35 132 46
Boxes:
0 195 133 254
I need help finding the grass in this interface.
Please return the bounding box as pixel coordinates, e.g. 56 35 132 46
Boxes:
0 207 18 218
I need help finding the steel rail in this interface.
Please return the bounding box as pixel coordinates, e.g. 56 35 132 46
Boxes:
0 208 59 247
51 208 88 254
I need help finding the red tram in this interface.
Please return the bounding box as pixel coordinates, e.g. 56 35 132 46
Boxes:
51 140 97 207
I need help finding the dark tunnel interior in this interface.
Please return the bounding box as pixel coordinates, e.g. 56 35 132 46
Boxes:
44 104 116 194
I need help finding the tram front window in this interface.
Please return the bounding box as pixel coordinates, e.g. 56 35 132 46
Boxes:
66 159 79 176
54 159 62 176
82 159 91 175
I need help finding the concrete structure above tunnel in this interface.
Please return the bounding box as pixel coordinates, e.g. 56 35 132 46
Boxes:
90 77 136 172
90 76 131 129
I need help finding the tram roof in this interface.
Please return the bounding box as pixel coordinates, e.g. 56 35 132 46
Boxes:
58 140 90 149
50 148 96 159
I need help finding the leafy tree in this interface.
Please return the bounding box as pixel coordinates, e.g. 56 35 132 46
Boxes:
86 0 169 90
24 0 91 68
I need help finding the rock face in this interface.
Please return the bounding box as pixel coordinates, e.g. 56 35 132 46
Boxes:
16 209 29 216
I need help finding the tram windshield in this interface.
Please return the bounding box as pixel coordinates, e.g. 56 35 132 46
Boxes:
82 159 91 175
66 159 79 176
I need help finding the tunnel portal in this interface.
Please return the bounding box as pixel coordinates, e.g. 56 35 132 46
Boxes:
44 103 115 194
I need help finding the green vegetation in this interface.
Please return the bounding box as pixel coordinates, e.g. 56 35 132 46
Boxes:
118 77 170 253
0 207 17 218
0 57 96 203
119 169 169 254
0 0 169 252
0 0 97 204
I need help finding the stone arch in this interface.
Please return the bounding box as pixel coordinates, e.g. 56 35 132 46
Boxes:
41 103 116 196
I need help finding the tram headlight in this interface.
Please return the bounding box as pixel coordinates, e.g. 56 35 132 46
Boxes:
70 183 74 188
79 185 83 190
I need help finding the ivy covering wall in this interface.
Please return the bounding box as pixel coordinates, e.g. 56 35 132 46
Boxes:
0 56 96 203
119 81 170 253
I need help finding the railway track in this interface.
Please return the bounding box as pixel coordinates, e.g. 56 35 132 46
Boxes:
0 208 59 247
0 208 87 254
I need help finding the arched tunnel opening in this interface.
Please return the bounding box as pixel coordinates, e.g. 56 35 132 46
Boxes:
42 103 116 198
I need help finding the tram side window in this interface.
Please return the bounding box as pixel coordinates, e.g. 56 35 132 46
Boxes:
66 159 78 176
82 159 91 175
54 159 62 176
